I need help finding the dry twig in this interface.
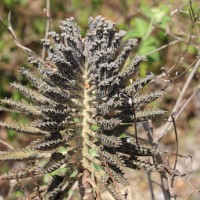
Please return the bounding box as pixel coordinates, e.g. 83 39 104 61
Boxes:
0 139 15 150
42 0 51 60
0 12 47 66
158 57 200 141
0 12 33 55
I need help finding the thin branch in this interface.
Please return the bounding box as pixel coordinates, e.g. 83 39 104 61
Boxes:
143 121 154 144
162 0 200 79
170 114 178 188
175 84 200 119
188 0 200 53
166 32 198 49
0 12 33 55
158 57 200 141
160 174 171 200
0 12 47 66
166 175 176 200
42 0 51 60
147 172 155 200
170 0 196 15
161 84 199 139
132 101 140 149
143 39 181 57
170 57 198 83
160 57 198 91
167 32 193 75
0 139 15 150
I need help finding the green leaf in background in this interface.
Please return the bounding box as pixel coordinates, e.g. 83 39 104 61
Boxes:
128 18 149 38
140 2 153 18
138 36 160 61
141 36 159 47
151 5 170 29
91 162 101 172
91 124 100 131
58 146 67 153
77 9 90 27
4 0 14 7
187 45 197 55
19 0 28 6
89 148 99 158
4 0 28 7
74 117 80 123
43 174 51 183
119 132 127 139
15 191 24 198
70 0 82 9
139 62 148 77
33 19 45 34
51 168 67 176
12 90 21 100
91 0 102 10
141 3 170 30
117 22 128 31
8 130 16 140
0 41 4 51
70 169 78 178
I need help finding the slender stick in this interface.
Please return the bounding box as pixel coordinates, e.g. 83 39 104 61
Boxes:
158 57 200 141
0 139 15 150
0 12 32 55
132 102 140 149
0 13 47 66
143 39 181 57
147 172 155 200
42 0 51 60
170 114 179 188
175 84 200 119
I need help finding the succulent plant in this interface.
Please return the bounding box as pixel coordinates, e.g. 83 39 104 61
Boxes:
0 16 166 200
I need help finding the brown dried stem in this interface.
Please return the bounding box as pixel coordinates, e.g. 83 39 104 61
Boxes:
158 57 200 141
42 0 51 60
0 12 47 66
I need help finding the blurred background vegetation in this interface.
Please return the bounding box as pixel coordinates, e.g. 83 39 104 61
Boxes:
0 0 200 199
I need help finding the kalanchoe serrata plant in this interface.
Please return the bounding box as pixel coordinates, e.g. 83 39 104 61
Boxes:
0 16 167 200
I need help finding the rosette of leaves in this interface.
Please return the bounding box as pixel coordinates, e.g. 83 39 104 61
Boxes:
0 16 166 200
